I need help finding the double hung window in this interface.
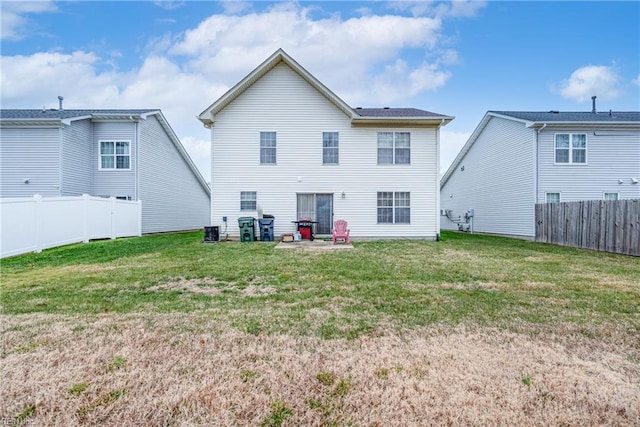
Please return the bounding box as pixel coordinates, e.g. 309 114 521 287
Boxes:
377 192 410 223
100 141 130 169
555 133 586 164
260 132 276 164
377 132 410 164
323 132 339 164
240 191 257 211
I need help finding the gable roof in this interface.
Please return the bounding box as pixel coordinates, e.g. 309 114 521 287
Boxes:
490 111 640 125
0 109 210 193
440 110 640 188
198 49 453 127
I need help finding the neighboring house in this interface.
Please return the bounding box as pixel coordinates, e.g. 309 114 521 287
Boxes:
0 108 210 234
198 49 453 240
440 107 640 238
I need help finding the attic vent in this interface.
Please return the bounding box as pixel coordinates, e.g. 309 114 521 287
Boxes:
383 107 390 109
355 107 362 109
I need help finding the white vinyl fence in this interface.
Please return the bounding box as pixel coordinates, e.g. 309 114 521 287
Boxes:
1 194 141 258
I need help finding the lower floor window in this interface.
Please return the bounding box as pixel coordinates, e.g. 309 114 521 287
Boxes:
377 191 410 223
604 192 619 200
240 191 256 211
546 192 561 203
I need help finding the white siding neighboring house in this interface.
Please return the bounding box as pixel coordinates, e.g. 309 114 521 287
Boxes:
440 108 640 238
0 109 210 234
198 49 453 240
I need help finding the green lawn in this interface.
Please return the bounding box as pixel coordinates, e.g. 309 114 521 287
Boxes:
2 231 639 339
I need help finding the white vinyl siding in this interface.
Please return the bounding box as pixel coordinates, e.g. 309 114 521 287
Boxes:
539 128 640 202
209 62 440 239
0 127 61 197
440 116 536 237
138 115 210 233
61 119 91 196
555 133 586 164
322 132 339 164
92 122 136 198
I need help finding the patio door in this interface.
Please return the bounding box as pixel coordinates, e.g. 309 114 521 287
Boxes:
297 193 333 235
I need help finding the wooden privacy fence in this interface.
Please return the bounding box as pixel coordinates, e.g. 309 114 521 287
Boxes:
535 199 639 256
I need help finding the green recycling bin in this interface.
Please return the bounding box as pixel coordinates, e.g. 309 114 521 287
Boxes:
238 217 255 242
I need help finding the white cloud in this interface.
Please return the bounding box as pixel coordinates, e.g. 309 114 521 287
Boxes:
0 51 122 108
219 1 253 15
557 65 622 102
1 2 483 179
1 0 57 40
153 1 186 11
440 130 471 175
633 74 640 87
388 1 487 18
168 5 449 106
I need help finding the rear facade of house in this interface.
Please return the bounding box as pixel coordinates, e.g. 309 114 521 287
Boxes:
0 109 210 234
440 109 640 237
199 49 453 240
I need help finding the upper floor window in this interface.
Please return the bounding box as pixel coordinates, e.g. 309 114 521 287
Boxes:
604 192 619 201
260 132 276 164
100 141 130 170
240 191 257 211
377 191 410 223
546 192 561 203
378 132 410 164
555 133 586 164
323 132 339 164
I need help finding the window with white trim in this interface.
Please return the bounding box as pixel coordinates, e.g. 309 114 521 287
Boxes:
100 141 130 169
240 191 257 211
555 133 586 164
322 132 339 164
377 191 410 223
546 192 561 203
377 132 410 164
260 132 276 164
604 192 619 200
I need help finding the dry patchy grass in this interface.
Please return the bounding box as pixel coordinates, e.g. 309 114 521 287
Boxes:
2 313 639 426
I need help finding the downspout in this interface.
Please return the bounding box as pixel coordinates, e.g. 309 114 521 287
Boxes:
134 117 140 201
436 118 445 240
535 123 547 203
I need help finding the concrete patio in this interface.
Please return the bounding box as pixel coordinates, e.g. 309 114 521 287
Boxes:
274 239 354 251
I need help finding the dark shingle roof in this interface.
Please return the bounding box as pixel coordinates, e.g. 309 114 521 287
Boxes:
490 111 640 123
0 109 159 120
353 107 449 118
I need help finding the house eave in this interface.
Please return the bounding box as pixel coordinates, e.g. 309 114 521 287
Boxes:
351 116 454 127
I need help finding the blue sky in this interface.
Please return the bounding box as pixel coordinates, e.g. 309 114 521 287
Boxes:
2 1 639 180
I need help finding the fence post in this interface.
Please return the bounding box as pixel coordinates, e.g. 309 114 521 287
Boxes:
110 196 116 240
33 194 42 253
82 194 90 243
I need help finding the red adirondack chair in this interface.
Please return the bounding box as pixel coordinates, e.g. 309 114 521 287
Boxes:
332 219 350 244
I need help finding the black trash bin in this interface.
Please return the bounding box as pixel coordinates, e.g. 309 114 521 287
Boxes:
258 215 275 242
204 226 220 243
238 217 255 242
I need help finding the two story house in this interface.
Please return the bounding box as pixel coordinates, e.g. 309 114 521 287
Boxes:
440 107 640 237
198 49 453 240
0 108 210 234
